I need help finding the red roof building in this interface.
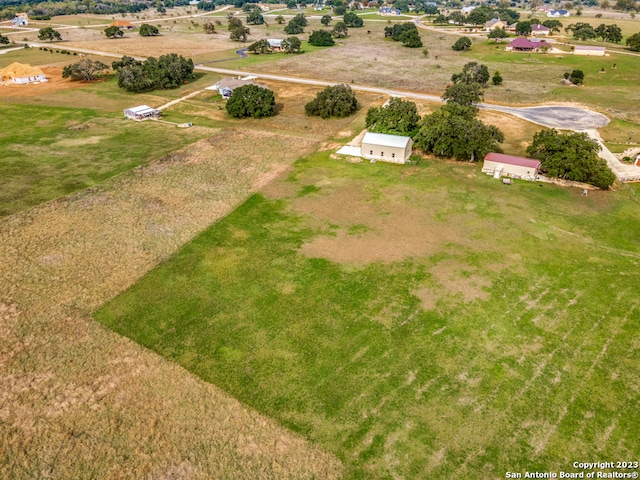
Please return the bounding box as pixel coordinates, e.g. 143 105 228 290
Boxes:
482 153 541 181
506 37 550 52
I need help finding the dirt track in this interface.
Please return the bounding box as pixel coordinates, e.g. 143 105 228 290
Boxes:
0 132 343 479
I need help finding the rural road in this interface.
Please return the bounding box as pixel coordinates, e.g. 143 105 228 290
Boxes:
22 42 612 131
195 65 610 130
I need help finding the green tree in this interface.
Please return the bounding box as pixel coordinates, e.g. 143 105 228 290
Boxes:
467 9 488 26
104 26 124 38
526 129 615 188
605 24 622 42
332 21 348 38
614 0 636 10
197 1 216 11
292 13 308 26
564 69 585 85
565 22 597 40
442 82 484 107
448 11 465 25
434 14 448 24
248 39 271 53
492 71 503 86
488 27 508 42
62 58 108 81
451 36 472 51
281 36 302 53
626 32 640 51
515 20 532 36
38 27 62 42
305 84 358 118
226 84 276 118
203 22 216 34
0 34 9 45
413 103 504 162
308 29 335 46
401 28 422 47
542 19 563 33
365 97 420 136
321 14 332 25
284 20 304 34
230 25 250 41
139 23 160 36
112 55 141 71
343 11 363 27
246 11 264 25
275 15 285 24
452 62 490 86
113 53 193 92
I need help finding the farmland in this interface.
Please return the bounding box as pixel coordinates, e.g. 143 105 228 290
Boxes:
96 152 640 479
2 4 640 479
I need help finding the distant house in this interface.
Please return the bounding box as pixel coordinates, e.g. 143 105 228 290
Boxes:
485 18 506 31
212 76 268 99
547 9 570 17
482 153 541 181
267 39 283 51
574 45 606 56
506 37 550 53
531 24 550 36
0 62 46 84
124 105 162 120
361 132 413 164
109 20 135 29
11 13 28 26
461 6 475 14
379 6 402 15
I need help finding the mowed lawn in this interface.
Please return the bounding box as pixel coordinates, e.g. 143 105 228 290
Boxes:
96 154 640 479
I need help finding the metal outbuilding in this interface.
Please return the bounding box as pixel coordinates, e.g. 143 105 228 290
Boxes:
482 153 541 181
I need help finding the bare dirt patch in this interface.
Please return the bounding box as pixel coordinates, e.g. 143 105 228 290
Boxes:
295 182 463 264
0 67 89 98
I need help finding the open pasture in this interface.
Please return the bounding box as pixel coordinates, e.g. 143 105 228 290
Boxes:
96 151 640 479
1 85 379 480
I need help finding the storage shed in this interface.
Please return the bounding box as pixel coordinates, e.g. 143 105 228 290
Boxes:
573 45 606 56
124 105 162 120
361 132 413 164
482 153 541 181
0 62 46 84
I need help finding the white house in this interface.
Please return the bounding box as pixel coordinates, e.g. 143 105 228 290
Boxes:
267 39 283 51
124 105 162 120
211 76 268 99
379 6 401 15
531 24 550 36
482 153 541 181
11 13 28 26
0 62 46 84
547 9 570 17
361 132 413 164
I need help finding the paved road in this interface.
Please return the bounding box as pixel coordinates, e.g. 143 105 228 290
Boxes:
196 65 610 130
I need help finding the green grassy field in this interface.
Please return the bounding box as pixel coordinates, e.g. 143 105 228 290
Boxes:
96 153 640 479
0 102 222 217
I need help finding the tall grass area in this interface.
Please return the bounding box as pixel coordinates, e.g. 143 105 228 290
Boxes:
96 154 640 479
0 104 219 217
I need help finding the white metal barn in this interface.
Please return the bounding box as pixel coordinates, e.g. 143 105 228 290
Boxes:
361 132 413 164
482 153 541 181
123 105 162 120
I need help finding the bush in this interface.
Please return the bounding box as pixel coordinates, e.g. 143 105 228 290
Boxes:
452 36 472 51
305 84 358 118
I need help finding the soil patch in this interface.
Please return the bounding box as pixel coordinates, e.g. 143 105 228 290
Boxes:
0 67 89 98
